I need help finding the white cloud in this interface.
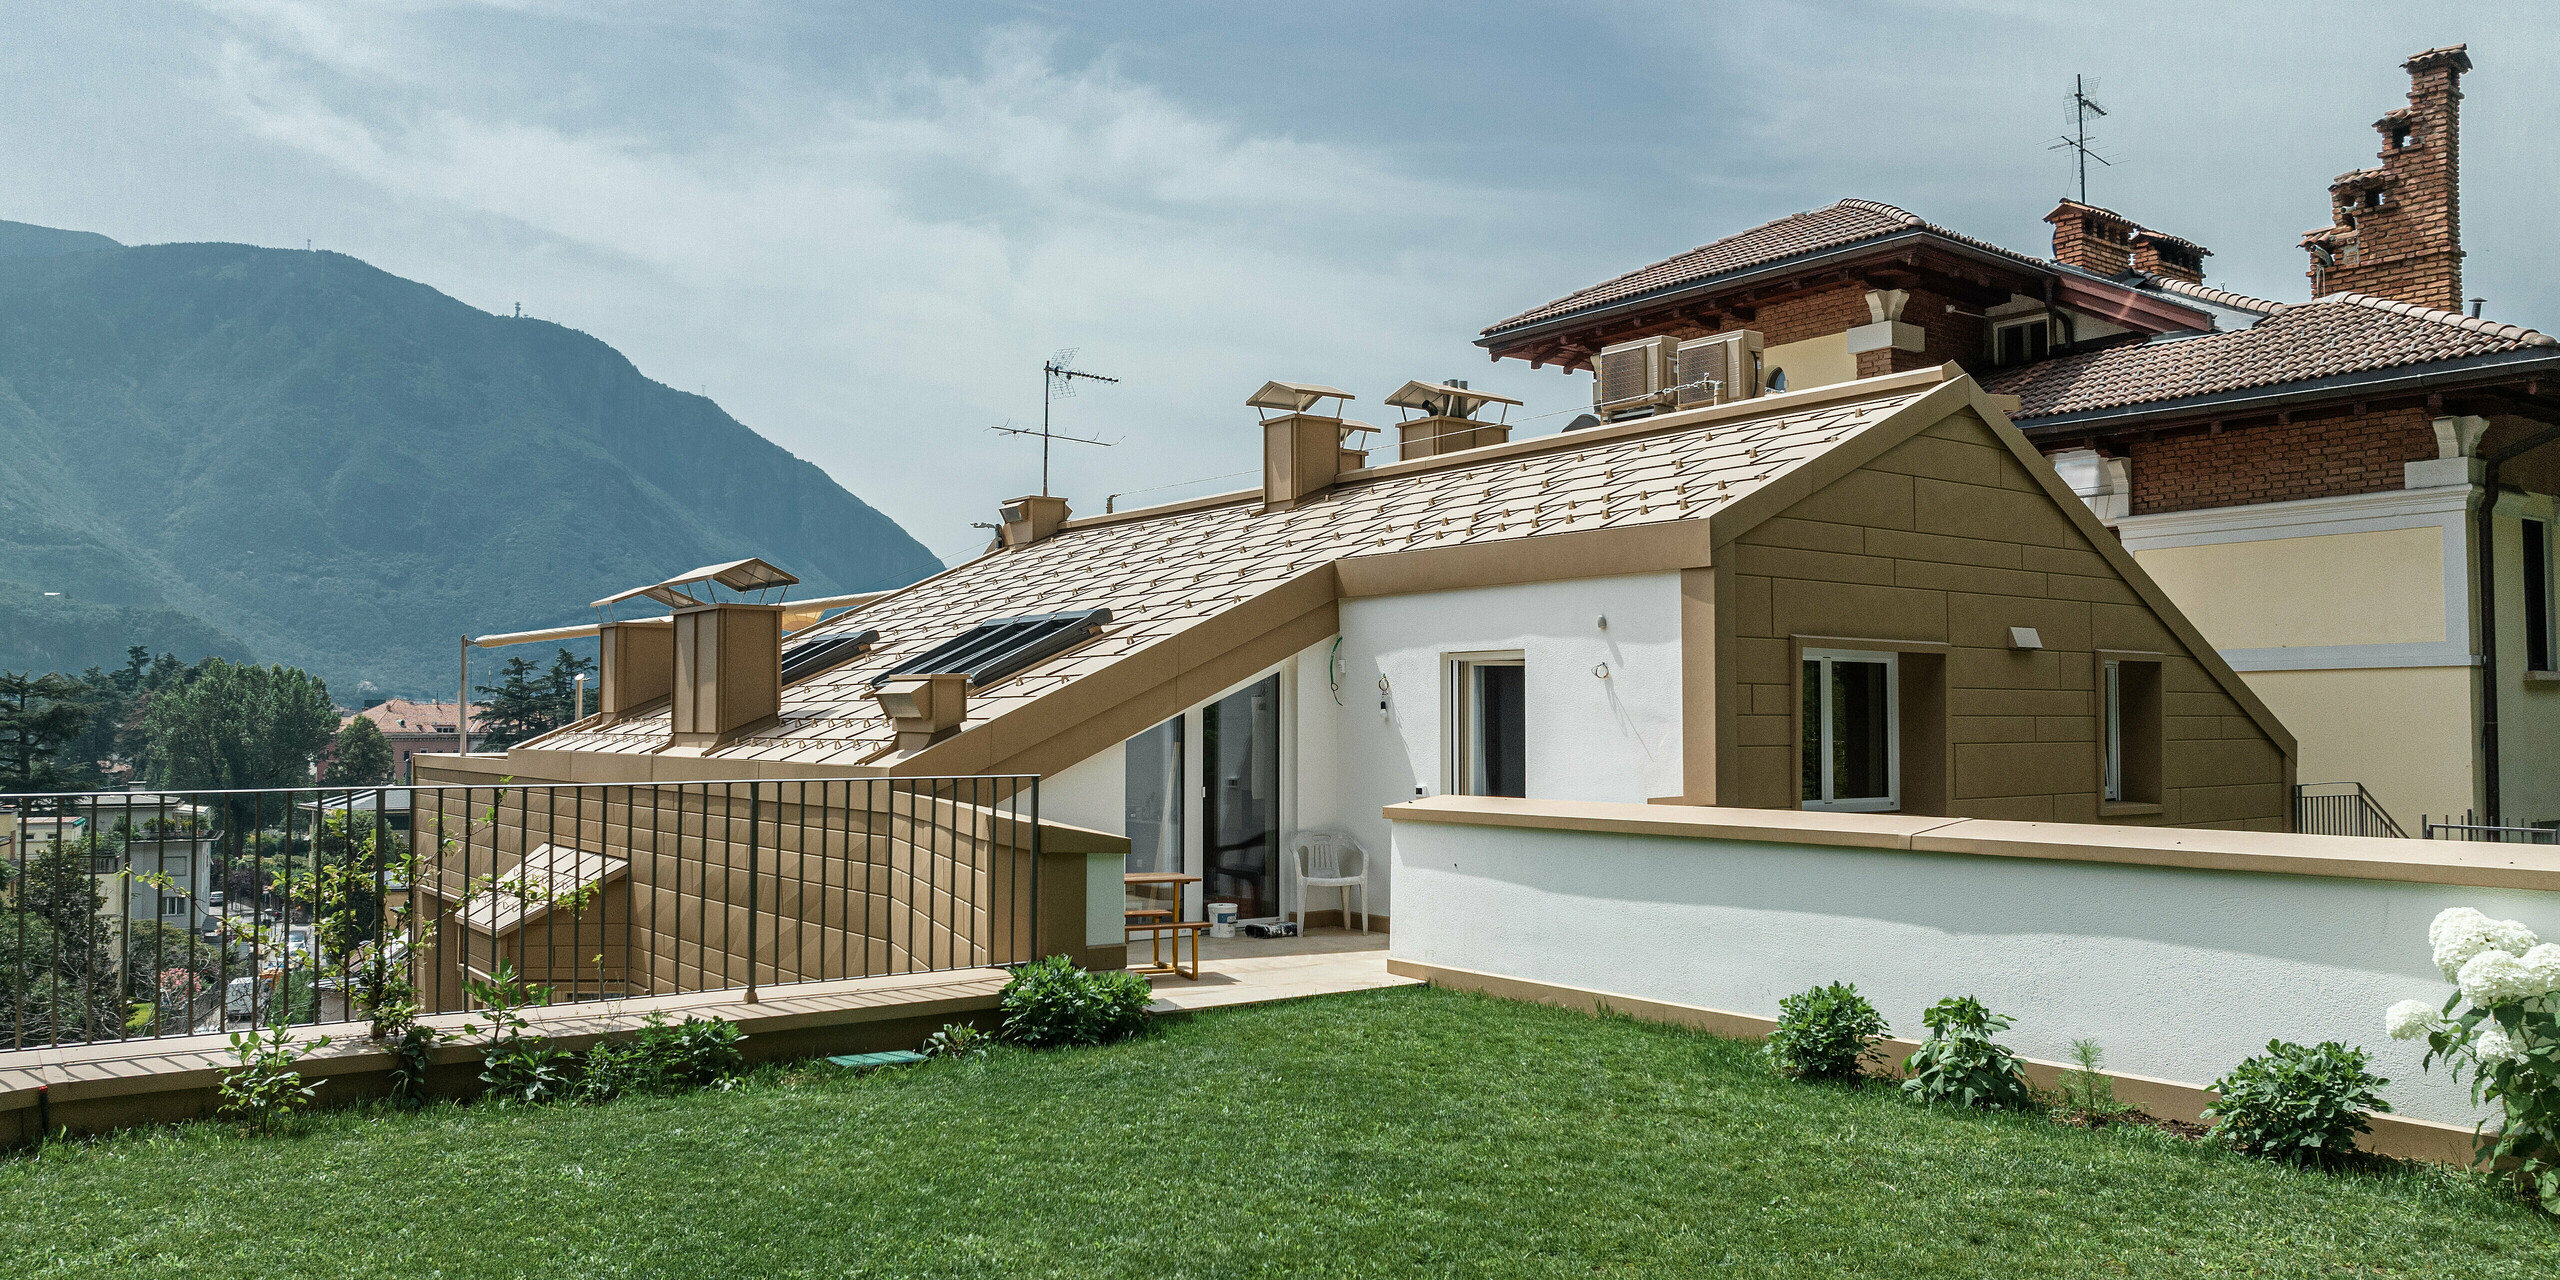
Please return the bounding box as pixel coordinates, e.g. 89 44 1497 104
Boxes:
176 8 1576 558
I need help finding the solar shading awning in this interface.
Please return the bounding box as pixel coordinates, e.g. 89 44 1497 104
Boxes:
869 609 1111 689
591 557 800 610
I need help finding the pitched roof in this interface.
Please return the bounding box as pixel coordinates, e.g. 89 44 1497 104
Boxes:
1481 199 2046 340
1985 292 2557 421
444 843 629 936
535 378 1952 768
348 699 479 735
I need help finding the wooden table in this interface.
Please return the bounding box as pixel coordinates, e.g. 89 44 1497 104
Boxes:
1124 872 1205 979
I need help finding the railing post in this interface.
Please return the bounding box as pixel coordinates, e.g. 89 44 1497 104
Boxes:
1029 776 1042 964
744 783 760 1004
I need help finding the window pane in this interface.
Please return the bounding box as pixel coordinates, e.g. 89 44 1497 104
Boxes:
1830 660 1891 800
1801 660 1822 801
1474 664 1527 798
2527 520 2552 672
2102 661 2122 802
1122 716 1182 875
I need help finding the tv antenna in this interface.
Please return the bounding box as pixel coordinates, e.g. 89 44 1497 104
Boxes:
2047 74 2112 205
989 349 1121 495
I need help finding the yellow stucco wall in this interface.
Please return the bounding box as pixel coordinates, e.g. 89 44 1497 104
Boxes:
1763 332 1856 394
2134 527 2446 648
2239 666 2472 830
2491 508 2560 828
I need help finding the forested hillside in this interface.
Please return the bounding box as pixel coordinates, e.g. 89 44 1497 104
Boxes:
0 220 937 694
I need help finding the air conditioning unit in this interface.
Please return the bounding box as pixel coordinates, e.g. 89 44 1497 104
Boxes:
1591 336 1679 419
1674 331 1763 409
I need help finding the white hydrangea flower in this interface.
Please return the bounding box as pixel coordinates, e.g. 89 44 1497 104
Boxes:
2472 1022 2525 1065
2459 949 2542 1007
2430 907 2540 979
2521 943 2560 997
2385 998 2439 1041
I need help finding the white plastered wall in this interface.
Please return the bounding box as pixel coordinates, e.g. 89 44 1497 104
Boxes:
1294 572 1687 919
1391 819 2559 1126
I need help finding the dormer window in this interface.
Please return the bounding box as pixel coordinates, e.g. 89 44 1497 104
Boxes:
1992 316 2051 368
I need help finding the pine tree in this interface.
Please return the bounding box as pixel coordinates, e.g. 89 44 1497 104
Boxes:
0 671 91 792
543 648 597 728
472 655 552 750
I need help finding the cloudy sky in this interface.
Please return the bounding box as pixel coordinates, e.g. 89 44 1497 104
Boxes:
5 2 2552 565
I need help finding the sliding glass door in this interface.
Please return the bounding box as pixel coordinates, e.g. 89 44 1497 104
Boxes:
1202 674 1281 919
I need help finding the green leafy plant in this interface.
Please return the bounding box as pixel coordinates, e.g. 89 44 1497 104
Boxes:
922 1022 991 1060
998 956 1155 1049
2387 906 2560 1203
217 1022 331 1132
2055 1037 2136 1123
464 961 571 1105
576 1014 748 1103
1763 981 1888 1083
386 1022 442 1109
1900 995 2035 1111
2205 1039 2390 1167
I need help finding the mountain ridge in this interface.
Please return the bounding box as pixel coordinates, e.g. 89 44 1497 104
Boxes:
0 223 938 695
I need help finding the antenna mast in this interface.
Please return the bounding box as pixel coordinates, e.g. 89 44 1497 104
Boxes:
990 349 1122 496
2048 74 2112 204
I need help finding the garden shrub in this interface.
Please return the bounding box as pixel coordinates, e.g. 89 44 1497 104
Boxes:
999 955 1154 1048
2385 906 2560 1201
1764 981 1888 1083
464 961 573 1106
217 1022 330 1132
2205 1040 2390 1167
923 1022 991 1060
1900 995 2035 1111
578 1014 748 1102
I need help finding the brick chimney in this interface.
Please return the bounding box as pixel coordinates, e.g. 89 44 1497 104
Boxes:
2302 45 2468 310
2130 229 2210 285
2044 200 2138 277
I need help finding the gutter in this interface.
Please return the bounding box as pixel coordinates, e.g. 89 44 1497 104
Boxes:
2013 347 2560 438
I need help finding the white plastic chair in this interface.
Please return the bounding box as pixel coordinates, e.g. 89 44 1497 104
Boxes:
1288 830 1370 933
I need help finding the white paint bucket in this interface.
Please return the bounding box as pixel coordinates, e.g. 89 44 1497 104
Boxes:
1207 902 1239 938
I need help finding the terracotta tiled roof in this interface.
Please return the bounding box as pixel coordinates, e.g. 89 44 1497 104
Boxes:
1986 292 2557 421
2146 277 2288 318
539 382 1943 766
349 699 478 736
1482 199 2046 339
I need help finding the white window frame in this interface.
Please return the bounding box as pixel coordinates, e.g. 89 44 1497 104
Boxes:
2102 659 2125 802
1801 648 1899 813
1991 314 2052 367
1445 651 1527 798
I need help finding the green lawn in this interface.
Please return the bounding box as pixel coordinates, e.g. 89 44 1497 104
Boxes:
3 985 2554 1278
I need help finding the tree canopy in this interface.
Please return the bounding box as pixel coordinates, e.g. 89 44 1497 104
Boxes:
142 658 338 790
322 714 396 786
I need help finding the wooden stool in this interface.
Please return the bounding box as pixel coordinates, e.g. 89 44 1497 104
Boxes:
1125 919 1209 980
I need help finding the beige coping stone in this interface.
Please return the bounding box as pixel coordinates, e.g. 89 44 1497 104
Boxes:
1385 796 2560 892
1912 819 2560 892
1383 795 1965 851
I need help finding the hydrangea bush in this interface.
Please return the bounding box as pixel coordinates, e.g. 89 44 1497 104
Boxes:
2385 906 2560 1204
1763 981 1889 1083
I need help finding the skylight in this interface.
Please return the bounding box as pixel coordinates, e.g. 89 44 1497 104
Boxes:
869 610 1112 689
780 629 878 684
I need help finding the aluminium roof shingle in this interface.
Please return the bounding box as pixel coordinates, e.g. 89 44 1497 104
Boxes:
533 382 1943 768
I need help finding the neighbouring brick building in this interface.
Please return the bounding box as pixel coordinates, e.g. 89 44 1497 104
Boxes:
1473 44 2560 836
344 698 484 782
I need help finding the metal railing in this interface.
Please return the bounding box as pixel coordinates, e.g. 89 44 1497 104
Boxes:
0 776 1041 1053
2422 810 2560 844
2292 782 2408 839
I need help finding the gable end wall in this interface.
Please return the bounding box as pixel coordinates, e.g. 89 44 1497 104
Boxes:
1722 408 2292 828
